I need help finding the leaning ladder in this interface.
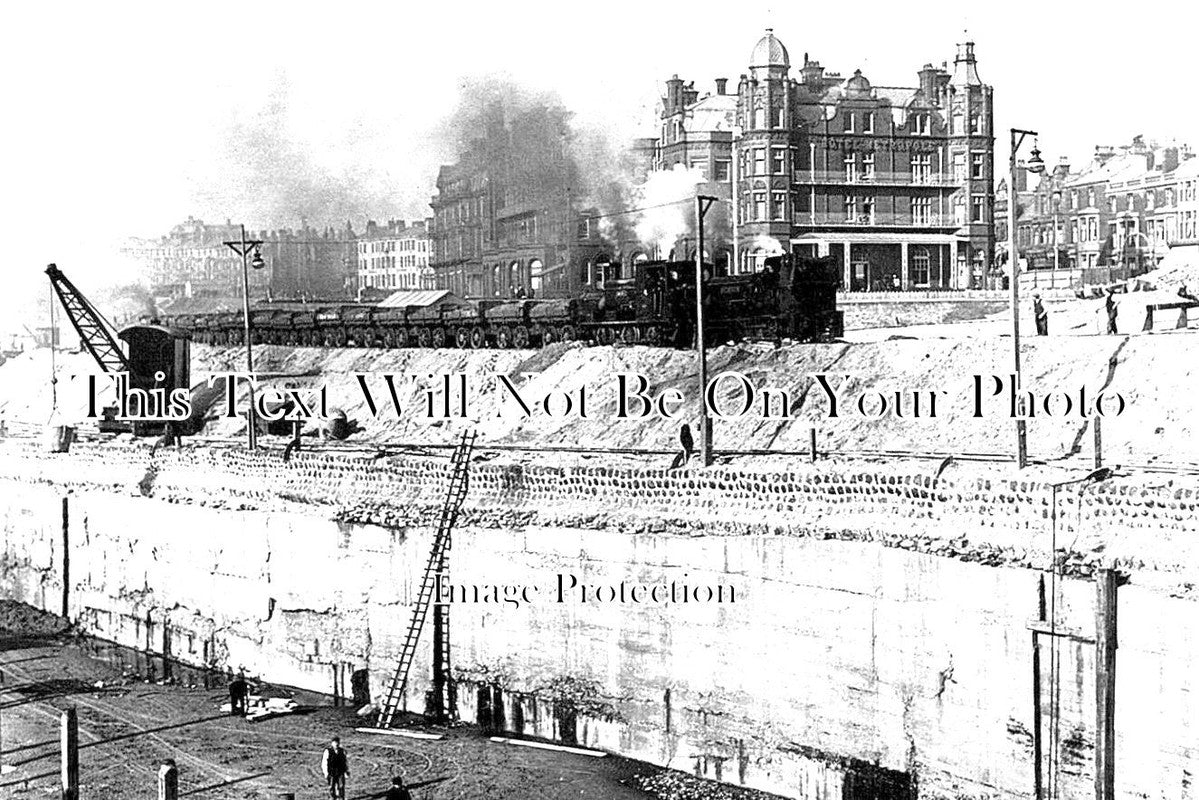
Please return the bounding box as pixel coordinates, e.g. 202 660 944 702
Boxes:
375 430 476 728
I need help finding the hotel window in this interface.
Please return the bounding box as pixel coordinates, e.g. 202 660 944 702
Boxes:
913 113 930 135
862 197 876 223
714 160 731 181
952 153 965 182
772 105 785 128
753 192 767 220
971 195 986 222
970 113 983 134
844 111 855 133
1071 190 1079 209
863 112 874 133
844 153 857 181
912 154 932 183
1166 188 1176 206
954 195 966 224
971 153 986 180
911 248 931 286
911 196 931 224
1088 217 1098 240
771 191 786 220
754 148 766 175
1146 190 1155 210
845 195 860 221
1126 193 1135 211
1088 189 1096 207
863 153 875 179
771 147 786 174
1109 197 1117 213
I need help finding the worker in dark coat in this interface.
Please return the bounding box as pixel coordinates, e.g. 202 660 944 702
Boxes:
228 672 249 717
1105 289 1119 334
1033 294 1048 335
322 736 350 799
384 776 413 800
669 423 695 470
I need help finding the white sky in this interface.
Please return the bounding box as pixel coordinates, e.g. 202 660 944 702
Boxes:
2 0 1197 326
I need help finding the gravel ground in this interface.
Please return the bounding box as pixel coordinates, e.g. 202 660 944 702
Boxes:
0 601 781 800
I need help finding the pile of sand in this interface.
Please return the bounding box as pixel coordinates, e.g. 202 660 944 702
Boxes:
2 334 1192 469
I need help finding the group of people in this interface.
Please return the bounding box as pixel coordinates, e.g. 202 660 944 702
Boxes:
229 675 413 799
1031 289 1122 336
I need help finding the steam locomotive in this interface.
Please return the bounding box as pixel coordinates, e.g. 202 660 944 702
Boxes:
164 254 842 349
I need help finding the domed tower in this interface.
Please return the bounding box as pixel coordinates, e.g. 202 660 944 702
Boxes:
946 40 994 285
736 29 795 271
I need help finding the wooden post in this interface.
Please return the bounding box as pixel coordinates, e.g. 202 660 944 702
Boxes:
809 427 817 462
1031 574 1045 800
1093 416 1103 469
158 759 178 800
61 708 79 800
61 497 69 619
1095 569 1118 800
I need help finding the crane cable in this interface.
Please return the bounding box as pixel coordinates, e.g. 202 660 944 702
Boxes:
49 282 58 416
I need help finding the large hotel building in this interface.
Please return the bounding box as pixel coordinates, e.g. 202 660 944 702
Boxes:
660 29 995 290
429 30 994 297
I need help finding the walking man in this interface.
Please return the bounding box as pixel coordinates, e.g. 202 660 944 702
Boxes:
1105 289 1119 335
322 736 350 799
1033 293 1048 336
228 671 249 717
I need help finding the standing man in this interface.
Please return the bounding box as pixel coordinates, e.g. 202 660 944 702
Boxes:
1033 294 1049 336
1105 289 1119 335
228 671 248 717
321 736 350 800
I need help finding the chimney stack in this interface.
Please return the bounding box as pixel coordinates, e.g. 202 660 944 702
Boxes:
715 78 728 95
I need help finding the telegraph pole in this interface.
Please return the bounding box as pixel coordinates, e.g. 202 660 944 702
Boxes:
1008 129 1045 469
695 195 718 467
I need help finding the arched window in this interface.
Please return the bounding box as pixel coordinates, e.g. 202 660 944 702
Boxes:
508 261 520 296
529 259 543 297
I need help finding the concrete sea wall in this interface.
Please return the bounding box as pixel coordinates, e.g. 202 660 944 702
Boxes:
1 440 1198 799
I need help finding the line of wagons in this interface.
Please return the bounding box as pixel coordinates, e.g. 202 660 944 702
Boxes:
163 256 844 350
172 297 619 349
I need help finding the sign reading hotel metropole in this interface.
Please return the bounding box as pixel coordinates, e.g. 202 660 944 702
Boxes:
83 370 1128 423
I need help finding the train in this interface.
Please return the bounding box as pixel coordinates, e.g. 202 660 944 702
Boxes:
163 255 843 350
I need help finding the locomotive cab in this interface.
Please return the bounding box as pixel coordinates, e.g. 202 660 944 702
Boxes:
114 323 191 435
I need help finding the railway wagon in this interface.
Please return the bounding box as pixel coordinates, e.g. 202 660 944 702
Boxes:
165 253 842 350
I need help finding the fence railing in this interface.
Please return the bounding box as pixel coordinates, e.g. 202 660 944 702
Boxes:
838 289 1009 302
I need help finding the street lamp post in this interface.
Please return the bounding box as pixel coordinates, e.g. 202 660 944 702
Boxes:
1008 129 1046 469
224 225 266 450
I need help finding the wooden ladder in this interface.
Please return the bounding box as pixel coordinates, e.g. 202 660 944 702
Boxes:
375 429 476 729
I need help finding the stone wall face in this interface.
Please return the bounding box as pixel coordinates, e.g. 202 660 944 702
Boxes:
1 442 1198 799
